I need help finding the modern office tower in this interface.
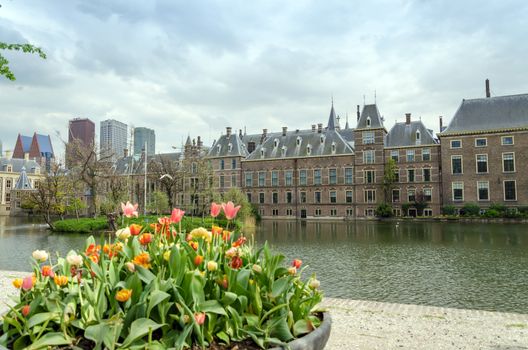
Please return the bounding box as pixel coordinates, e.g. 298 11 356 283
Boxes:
100 119 128 160
66 118 95 168
133 127 156 156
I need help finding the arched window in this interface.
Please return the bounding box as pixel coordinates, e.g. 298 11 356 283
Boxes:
296 137 302 146
416 130 421 140
216 144 221 154
260 148 266 158
366 117 371 127
228 143 233 152
281 146 287 157
331 142 336 154
320 135 325 144
274 138 279 148
307 144 312 155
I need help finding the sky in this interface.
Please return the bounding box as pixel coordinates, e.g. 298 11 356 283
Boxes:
1 0 528 162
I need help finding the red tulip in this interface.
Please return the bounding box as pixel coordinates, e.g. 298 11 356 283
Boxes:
194 312 206 325
121 201 139 218
129 224 143 236
222 201 241 220
232 236 247 248
170 208 185 223
139 233 153 245
194 255 204 266
230 256 243 270
210 202 222 218
21 305 30 317
41 265 54 278
22 275 34 291
292 259 302 269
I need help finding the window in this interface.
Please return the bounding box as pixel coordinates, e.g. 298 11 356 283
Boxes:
392 189 400 203
296 137 302 146
407 169 415 182
346 191 353 203
272 209 279 216
191 162 197 174
231 159 237 169
477 181 489 201
281 146 287 157
245 172 253 187
423 168 431 182
286 192 292 204
300 191 307 203
423 188 432 202
406 150 415 162
271 171 279 186
363 150 375 164
331 142 336 154
315 209 322 216
346 208 354 216
285 171 293 186
220 159 225 170
259 192 265 204
365 208 374 217
330 209 337 216
451 140 461 148
365 170 375 184
286 209 293 216
258 172 266 187
391 150 399 162
299 170 307 186
344 168 353 184
228 143 233 152
314 169 322 185
475 138 487 147
451 156 463 174
501 136 514 145
416 130 421 144
248 142 256 153
452 182 464 201
6 179 12 189
476 154 488 173
307 144 312 155
503 153 515 172
329 169 337 184
5 193 10 203
422 148 431 161
408 189 416 202
273 139 279 148
314 191 321 204
272 192 278 204
246 193 252 203
231 174 237 187
366 117 371 127
362 131 375 144
394 169 400 182
504 180 517 201
364 189 376 203
423 209 433 217
219 175 225 188
6 166 12 172
330 191 337 203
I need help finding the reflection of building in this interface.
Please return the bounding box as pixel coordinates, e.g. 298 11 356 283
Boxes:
133 127 155 156
67 118 95 168
100 119 127 160
12 133 54 172
0 157 41 216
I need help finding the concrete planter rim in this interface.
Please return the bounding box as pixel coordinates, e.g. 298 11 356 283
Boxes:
269 311 332 350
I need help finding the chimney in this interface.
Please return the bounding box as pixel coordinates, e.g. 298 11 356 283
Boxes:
439 116 443 133
197 136 202 148
5 150 12 159
311 124 316 132
317 123 323 133
24 152 29 161
262 128 268 138
239 129 242 137
123 148 128 157
282 126 287 136
405 113 411 125
226 127 232 137
485 79 491 98
357 105 360 121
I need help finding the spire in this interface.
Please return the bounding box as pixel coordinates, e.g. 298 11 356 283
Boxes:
14 166 32 190
185 135 192 146
327 100 337 130
345 113 349 130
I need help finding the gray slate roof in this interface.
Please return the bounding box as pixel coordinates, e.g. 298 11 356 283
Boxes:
14 167 32 190
357 104 384 129
386 121 438 147
442 93 528 134
327 103 338 130
113 152 181 175
0 158 40 173
208 133 249 158
246 129 353 160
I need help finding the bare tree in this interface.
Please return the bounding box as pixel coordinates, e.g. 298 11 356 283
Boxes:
149 154 182 208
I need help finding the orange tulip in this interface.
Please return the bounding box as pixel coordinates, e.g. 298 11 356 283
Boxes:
211 225 223 236
133 252 151 269
189 241 199 251
54 275 68 287
21 305 30 317
194 255 204 266
12 278 23 289
222 230 231 241
232 236 247 248
139 233 153 245
129 224 143 236
292 259 302 269
116 289 132 302
41 265 55 278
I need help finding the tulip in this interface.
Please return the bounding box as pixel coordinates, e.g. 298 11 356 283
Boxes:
163 250 171 261
116 289 132 302
222 201 241 220
89 254 99 264
54 275 68 287
22 276 34 291
292 259 302 269
207 261 218 272
222 230 231 241
230 256 243 269
225 247 238 258
121 201 139 218
190 227 212 243
32 250 48 262
189 241 199 251
170 208 185 223
287 267 297 275
194 255 204 266
139 233 153 245
41 265 54 278
133 252 151 269
232 236 247 248
66 253 83 266
218 275 228 289
21 305 30 317
12 278 23 289
210 202 222 218
125 261 136 272
116 227 132 239
182 314 191 324
194 312 206 325
129 224 142 236
309 278 321 289
252 264 262 273
211 225 223 236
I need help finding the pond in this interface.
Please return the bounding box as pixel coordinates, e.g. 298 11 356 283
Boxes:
1 216 527 314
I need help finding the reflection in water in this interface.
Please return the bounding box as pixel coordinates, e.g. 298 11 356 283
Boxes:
1 217 527 313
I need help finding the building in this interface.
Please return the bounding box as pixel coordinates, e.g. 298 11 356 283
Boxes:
100 119 128 161
66 118 95 168
133 127 156 156
0 157 41 215
12 133 54 172
439 86 528 211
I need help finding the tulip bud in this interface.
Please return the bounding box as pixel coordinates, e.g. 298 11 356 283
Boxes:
309 278 320 289
194 312 206 325
287 267 297 275
252 264 262 273
182 314 191 324
194 255 204 266
163 250 171 261
21 305 30 317
207 261 218 272
125 261 136 272
115 227 131 240
32 250 48 262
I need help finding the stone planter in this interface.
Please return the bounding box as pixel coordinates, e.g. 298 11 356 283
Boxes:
269 312 332 350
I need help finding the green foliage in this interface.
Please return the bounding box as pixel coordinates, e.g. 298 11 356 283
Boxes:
461 203 480 217
148 191 170 215
442 205 457 216
1 210 323 349
489 203 507 214
382 158 398 202
482 209 500 218
222 188 252 220
375 203 393 218
52 217 109 233
401 203 412 216
0 42 46 81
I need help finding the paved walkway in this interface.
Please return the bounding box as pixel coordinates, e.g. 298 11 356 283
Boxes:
1 271 527 349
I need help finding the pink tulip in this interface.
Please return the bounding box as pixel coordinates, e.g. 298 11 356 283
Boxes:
121 201 139 218
222 201 241 220
22 276 34 291
194 312 206 325
210 202 222 218
170 208 185 223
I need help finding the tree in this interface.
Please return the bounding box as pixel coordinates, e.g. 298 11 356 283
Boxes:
413 191 428 216
383 158 398 202
375 203 393 218
148 191 169 215
149 154 183 208
222 188 252 220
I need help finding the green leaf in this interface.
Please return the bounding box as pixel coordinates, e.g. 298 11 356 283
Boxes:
293 319 314 337
197 300 227 315
269 317 294 342
271 276 291 298
135 264 156 284
27 332 71 350
216 331 230 345
121 318 164 347
147 290 170 318
27 312 59 328
221 292 237 306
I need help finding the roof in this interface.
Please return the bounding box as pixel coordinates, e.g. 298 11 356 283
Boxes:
327 103 338 130
14 167 33 190
113 152 181 175
0 158 40 173
386 121 438 147
246 129 353 160
35 134 54 156
442 93 528 135
20 135 32 153
356 104 384 129
208 133 249 158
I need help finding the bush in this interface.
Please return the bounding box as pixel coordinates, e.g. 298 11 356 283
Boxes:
482 209 500 218
2 211 323 349
52 217 109 233
489 203 507 214
442 205 457 216
461 203 480 217
504 208 520 218
375 203 393 218
401 203 412 216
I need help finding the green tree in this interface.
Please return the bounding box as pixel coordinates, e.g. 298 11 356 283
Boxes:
148 190 169 215
375 203 393 218
222 188 253 220
383 158 398 202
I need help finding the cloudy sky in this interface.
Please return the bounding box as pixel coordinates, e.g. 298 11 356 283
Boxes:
1 0 527 161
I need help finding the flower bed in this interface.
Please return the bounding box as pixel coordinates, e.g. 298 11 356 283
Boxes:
1 202 323 349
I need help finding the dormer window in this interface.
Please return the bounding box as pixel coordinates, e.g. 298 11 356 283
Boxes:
281 146 287 157
228 143 233 152
331 142 336 154
296 136 302 146
415 130 421 145
260 148 266 158
307 144 312 155
7 165 12 172
366 117 371 127
217 144 222 154
320 135 325 144
274 138 279 148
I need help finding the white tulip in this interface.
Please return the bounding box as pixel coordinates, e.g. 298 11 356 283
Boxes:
115 227 131 240
66 253 83 266
32 250 49 262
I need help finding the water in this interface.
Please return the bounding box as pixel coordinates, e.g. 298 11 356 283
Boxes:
1 217 527 313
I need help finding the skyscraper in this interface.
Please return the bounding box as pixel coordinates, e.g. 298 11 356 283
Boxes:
66 118 96 168
133 127 156 156
100 119 127 160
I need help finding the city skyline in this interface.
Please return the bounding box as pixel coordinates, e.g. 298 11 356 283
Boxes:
1 1 528 160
